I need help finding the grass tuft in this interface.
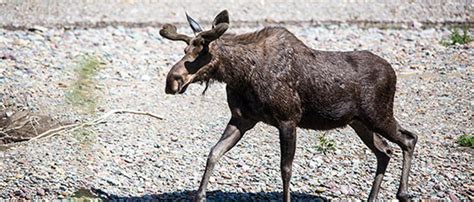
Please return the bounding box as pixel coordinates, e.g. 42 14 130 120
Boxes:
73 128 97 149
441 27 473 46
65 55 103 114
458 134 474 149
316 133 336 155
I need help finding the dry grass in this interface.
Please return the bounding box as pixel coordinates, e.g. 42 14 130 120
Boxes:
0 89 60 145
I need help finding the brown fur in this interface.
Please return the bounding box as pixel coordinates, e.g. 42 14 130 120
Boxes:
161 11 418 202
196 27 394 131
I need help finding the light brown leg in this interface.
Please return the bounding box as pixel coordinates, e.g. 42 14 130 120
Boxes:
195 117 255 201
350 120 392 201
372 120 417 201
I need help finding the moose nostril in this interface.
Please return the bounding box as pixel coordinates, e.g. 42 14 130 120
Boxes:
165 75 183 94
173 74 183 81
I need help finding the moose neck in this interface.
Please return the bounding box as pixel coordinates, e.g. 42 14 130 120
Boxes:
209 40 255 88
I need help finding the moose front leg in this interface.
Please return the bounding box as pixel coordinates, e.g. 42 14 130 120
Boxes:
279 121 297 202
195 117 256 201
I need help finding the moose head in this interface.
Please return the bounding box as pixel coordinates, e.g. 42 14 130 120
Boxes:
160 10 230 94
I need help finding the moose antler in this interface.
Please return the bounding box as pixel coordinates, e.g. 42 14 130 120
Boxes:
159 24 192 44
186 12 203 33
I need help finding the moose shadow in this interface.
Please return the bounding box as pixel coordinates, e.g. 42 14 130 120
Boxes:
90 188 328 201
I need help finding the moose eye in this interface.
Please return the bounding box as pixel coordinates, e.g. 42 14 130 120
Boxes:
192 40 200 46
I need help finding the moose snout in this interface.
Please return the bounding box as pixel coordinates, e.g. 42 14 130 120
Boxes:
165 66 191 94
165 61 193 94
165 75 181 94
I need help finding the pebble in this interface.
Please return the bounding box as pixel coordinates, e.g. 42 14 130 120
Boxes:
449 192 460 201
37 188 45 196
140 74 151 81
340 185 351 195
170 136 178 142
0 23 472 201
315 186 327 193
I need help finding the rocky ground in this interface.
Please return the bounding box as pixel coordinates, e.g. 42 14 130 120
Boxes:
1 0 470 28
0 24 473 200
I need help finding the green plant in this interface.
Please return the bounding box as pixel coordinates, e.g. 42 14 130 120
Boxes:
441 27 473 46
73 128 96 147
65 55 103 114
458 134 474 149
71 187 102 202
316 134 336 155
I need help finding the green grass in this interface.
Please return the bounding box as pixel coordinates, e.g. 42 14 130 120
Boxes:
316 134 336 155
458 134 474 149
71 188 101 202
73 129 95 142
441 27 473 46
65 55 103 114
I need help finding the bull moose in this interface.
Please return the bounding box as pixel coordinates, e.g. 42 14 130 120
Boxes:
159 10 417 201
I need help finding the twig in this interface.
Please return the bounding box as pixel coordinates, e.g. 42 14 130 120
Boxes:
103 109 164 121
28 123 81 141
29 116 40 136
3 121 28 133
0 131 8 137
27 109 164 141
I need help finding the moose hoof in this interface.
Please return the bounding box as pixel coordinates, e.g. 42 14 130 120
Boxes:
396 192 411 202
194 192 206 202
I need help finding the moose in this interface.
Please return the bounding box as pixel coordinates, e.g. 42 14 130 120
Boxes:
159 10 418 201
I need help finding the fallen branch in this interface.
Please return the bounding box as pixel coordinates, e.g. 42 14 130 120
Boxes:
28 123 81 141
28 109 164 141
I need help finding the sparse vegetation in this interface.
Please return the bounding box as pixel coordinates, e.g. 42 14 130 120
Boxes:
441 27 473 46
65 55 104 114
71 188 101 202
1 90 61 146
315 133 336 155
72 128 97 148
458 134 474 148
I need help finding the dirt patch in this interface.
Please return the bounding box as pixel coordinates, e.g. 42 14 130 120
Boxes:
0 55 105 146
0 108 61 145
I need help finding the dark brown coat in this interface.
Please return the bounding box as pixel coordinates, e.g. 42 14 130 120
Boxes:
160 10 417 202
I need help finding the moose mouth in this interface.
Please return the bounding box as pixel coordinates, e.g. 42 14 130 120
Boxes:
166 76 194 95
178 82 190 94
176 75 196 94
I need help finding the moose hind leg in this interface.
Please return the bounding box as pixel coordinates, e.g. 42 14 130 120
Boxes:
373 120 417 201
350 120 392 201
395 124 418 201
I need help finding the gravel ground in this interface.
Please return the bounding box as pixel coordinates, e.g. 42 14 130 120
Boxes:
0 23 473 200
1 0 472 28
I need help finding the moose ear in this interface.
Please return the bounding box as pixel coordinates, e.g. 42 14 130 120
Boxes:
186 12 203 34
212 10 229 28
200 23 229 42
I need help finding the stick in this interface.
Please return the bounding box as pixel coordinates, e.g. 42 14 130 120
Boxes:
27 109 164 141
28 123 81 141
